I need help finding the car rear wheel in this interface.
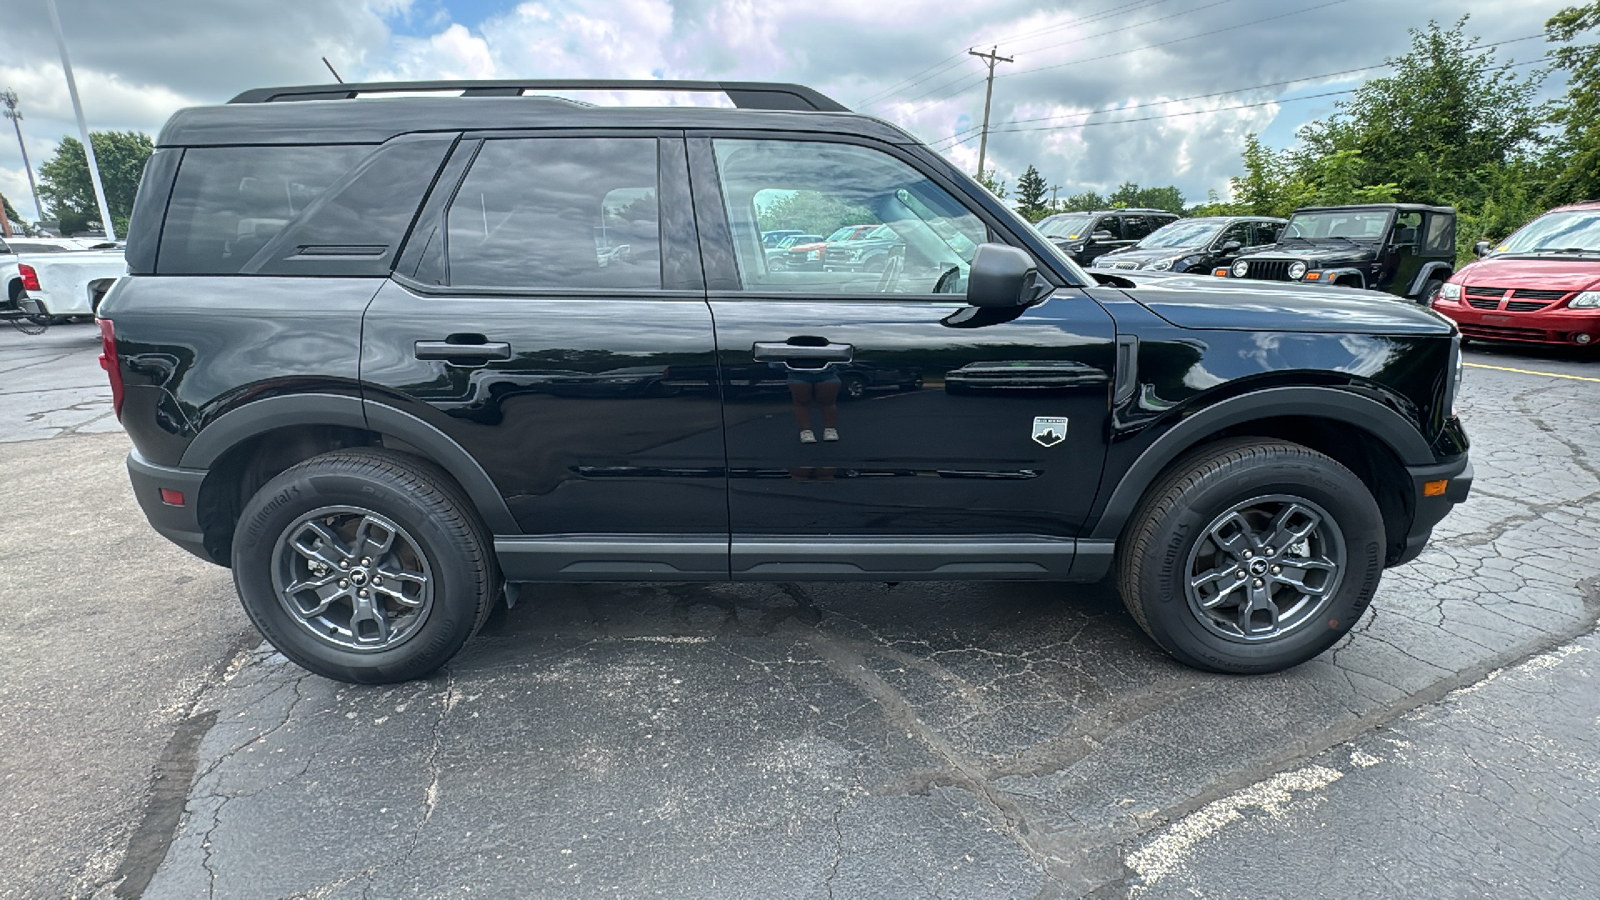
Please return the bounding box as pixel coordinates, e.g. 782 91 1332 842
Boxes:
1117 438 1384 674
231 449 498 683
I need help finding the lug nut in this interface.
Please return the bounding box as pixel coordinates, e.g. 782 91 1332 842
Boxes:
358 589 368 598
1264 548 1275 556
1243 550 1253 559
1271 565 1281 574
1252 578 1264 587
373 576 382 585
361 558 371 565
339 560 349 569
338 579 348 588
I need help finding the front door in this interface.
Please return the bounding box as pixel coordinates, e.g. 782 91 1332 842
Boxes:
690 136 1116 579
362 133 728 578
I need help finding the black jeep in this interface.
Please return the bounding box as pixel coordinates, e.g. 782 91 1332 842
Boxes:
101 80 1471 684
1223 204 1457 302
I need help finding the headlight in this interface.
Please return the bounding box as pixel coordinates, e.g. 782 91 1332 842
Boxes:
1232 260 1249 278
1288 261 1307 280
1149 258 1175 271
1440 283 1462 301
1570 291 1600 309
1449 335 1463 417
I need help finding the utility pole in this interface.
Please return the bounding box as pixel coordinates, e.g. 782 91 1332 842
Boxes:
1049 184 1060 212
46 0 116 241
968 45 1013 180
1 90 44 225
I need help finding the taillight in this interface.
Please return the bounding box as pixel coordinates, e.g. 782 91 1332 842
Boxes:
18 263 40 292
98 318 125 419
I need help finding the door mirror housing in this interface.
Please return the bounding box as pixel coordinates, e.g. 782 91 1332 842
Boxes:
1219 240 1243 254
1473 240 1492 258
967 243 1041 308
1090 230 1115 244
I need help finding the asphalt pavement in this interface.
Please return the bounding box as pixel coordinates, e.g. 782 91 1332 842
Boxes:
0 320 1596 899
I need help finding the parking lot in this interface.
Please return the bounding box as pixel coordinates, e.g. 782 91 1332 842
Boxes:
2 321 1596 899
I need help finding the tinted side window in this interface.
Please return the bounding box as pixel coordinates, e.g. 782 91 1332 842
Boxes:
712 139 987 295
1424 214 1455 254
1093 217 1121 240
250 137 454 277
1120 216 1152 241
159 145 368 275
445 138 660 290
1251 222 1282 246
1217 222 1251 247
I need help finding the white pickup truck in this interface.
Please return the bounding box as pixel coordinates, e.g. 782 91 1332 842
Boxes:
1 236 127 319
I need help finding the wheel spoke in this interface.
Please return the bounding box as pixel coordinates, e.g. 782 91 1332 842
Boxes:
1271 557 1338 597
349 592 391 645
285 575 344 618
353 516 398 563
291 520 350 569
1263 503 1319 555
1190 564 1246 609
1236 583 1281 636
1207 512 1258 559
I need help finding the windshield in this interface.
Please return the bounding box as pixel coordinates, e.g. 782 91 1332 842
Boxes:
1284 210 1391 241
1138 220 1223 249
1495 210 1600 254
1037 215 1092 239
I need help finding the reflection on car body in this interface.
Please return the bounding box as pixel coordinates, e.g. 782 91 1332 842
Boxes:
944 359 1111 394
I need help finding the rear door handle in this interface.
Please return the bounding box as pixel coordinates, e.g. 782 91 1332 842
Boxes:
751 341 854 363
414 339 512 362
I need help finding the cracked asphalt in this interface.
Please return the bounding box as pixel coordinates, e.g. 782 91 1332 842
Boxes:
1 322 1596 899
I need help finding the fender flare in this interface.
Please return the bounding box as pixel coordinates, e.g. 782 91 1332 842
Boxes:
1087 385 1434 541
1407 261 1454 297
180 393 519 534
1318 267 1366 290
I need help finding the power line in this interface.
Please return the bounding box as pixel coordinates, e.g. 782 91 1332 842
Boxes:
927 33 1549 147
859 0 1195 109
996 0 1352 80
927 51 1554 148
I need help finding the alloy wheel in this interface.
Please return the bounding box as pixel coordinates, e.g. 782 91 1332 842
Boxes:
270 506 434 652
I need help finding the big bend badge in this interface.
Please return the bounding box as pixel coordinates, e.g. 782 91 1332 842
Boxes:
1031 417 1068 448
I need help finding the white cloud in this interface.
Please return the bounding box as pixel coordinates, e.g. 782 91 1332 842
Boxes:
0 0 1578 220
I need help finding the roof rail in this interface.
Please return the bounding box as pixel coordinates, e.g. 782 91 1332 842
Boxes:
228 80 849 112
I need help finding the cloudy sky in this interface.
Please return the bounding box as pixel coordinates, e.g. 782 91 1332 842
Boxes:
0 0 1576 221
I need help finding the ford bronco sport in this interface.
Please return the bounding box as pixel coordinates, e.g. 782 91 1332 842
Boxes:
101 80 1472 684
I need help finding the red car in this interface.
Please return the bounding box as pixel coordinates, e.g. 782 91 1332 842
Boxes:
1432 200 1600 346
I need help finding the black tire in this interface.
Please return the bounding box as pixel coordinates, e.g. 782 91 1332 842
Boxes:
7 294 50 335
231 448 499 684
1116 438 1384 675
1419 277 1446 306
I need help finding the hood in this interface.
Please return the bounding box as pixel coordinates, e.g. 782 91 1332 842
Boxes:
1239 242 1377 267
1098 246 1203 265
1106 273 1453 335
1453 256 1600 292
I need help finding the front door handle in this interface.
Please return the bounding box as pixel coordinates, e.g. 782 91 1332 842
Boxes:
751 341 854 364
414 339 512 362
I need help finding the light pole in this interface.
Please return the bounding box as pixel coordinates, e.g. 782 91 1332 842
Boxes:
0 90 45 225
45 0 116 241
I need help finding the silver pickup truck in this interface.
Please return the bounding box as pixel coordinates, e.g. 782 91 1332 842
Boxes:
1 236 127 319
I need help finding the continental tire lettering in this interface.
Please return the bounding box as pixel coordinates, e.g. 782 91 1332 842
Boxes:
246 485 301 535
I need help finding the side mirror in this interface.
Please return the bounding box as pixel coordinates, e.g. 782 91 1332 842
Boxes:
967 243 1037 308
1474 240 1491 258
1090 230 1115 244
1220 240 1243 254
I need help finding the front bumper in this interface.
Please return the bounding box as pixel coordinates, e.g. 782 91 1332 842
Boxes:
1433 298 1600 345
1395 455 1473 565
127 449 218 565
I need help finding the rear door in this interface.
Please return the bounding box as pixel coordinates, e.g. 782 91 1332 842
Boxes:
363 132 728 578
691 135 1116 580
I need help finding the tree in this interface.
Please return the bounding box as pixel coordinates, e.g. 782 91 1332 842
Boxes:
1 193 20 226
976 169 1007 200
756 190 877 237
1015 165 1049 219
1060 190 1107 211
1545 2 1600 204
38 130 154 236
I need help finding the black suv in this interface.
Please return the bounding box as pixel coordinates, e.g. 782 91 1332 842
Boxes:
1223 204 1458 302
102 80 1472 684
1094 216 1286 273
1035 208 1181 266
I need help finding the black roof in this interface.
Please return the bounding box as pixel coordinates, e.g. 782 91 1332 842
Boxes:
1043 208 1180 217
1293 203 1454 215
158 79 915 147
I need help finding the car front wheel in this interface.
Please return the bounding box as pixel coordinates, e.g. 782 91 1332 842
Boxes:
1117 438 1384 674
231 449 498 683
